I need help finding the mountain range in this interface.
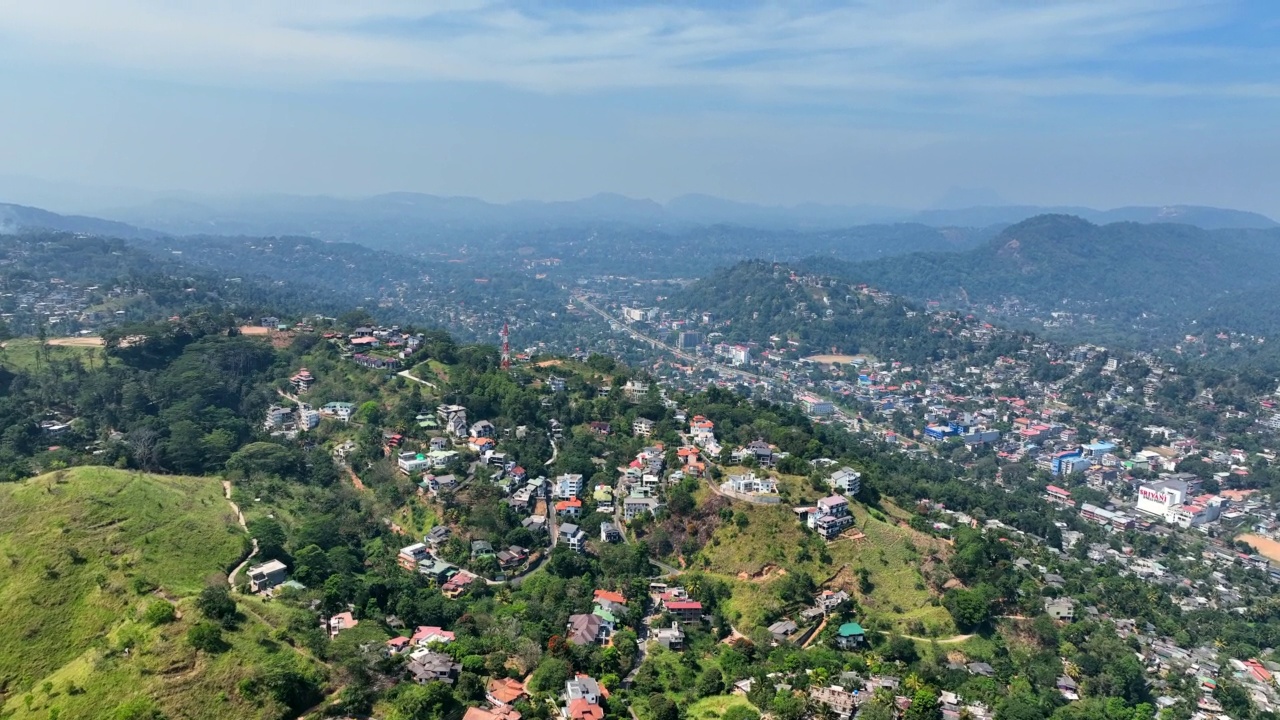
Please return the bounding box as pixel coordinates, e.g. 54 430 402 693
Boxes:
804 214 1280 361
1 190 1275 248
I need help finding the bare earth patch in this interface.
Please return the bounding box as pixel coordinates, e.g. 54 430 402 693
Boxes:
803 354 866 364
1237 533 1280 563
46 336 105 347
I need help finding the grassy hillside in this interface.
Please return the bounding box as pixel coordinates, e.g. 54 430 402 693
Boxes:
0 468 322 719
695 476 955 637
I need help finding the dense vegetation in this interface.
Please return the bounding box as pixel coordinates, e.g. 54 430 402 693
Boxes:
810 215 1280 367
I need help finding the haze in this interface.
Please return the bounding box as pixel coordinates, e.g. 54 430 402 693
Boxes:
0 0 1277 215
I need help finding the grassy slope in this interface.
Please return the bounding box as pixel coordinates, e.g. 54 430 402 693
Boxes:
0 338 97 372
0 467 319 720
687 695 759 720
698 475 954 636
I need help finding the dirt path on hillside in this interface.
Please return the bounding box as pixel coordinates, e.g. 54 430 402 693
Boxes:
879 630 975 644
223 480 259 587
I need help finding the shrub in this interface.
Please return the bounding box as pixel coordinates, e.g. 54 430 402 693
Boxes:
143 600 176 625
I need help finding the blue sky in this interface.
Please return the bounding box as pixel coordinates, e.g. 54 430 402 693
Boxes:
0 0 1277 214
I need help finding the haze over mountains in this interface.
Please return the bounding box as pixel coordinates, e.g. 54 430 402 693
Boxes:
2 187 1275 244
804 214 1280 358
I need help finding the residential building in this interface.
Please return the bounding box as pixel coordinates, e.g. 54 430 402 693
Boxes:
398 543 431 571
290 368 315 393
398 451 433 475
623 495 662 521
600 521 623 543
798 393 834 416
408 651 461 685
1045 484 1074 506
623 380 650 401
555 473 584 499
556 497 583 518
1045 597 1075 621
653 623 685 650
560 523 588 553
722 472 778 496
328 612 358 638
829 467 861 495
817 589 850 613
632 417 655 437
488 678 529 707
664 600 704 623
563 675 606 720
247 559 288 593
768 619 799 641
808 495 854 539
835 622 866 649
411 625 456 646
567 613 609 645
810 685 862 719
464 708 521 720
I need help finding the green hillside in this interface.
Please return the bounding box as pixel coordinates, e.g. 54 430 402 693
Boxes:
818 214 1280 360
698 492 956 637
0 468 321 720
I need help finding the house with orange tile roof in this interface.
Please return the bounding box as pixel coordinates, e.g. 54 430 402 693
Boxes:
465 707 522 720
555 497 583 518
487 677 528 707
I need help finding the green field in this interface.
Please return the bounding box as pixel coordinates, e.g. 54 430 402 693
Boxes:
0 467 322 719
699 484 955 636
0 338 100 372
687 695 759 720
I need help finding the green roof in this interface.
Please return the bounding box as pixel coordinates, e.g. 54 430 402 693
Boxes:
837 622 865 636
593 607 618 623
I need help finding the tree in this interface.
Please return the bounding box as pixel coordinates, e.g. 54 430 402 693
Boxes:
247 517 288 561
904 689 941 720
696 667 725 697
196 585 237 626
388 682 458 720
143 600 176 625
292 544 333 586
187 622 228 653
770 691 809 720
943 586 994 630
528 658 573 694
649 694 681 720
883 635 919 664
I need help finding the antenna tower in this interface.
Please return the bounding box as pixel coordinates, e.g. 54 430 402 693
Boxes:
500 323 511 370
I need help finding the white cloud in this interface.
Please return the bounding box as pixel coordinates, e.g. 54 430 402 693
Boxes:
0 0 1271 100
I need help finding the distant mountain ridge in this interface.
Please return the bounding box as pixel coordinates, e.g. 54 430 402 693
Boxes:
0 202 160 239
808 214 1280 359
88 192 1276 239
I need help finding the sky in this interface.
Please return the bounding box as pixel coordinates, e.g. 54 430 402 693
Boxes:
0 0 1277 215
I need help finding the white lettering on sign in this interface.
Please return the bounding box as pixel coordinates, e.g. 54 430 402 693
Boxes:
1139 488 1168 503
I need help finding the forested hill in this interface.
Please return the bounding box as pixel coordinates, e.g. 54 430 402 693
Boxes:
0 232 356 335
661 260 1023 364
808 214 1280 360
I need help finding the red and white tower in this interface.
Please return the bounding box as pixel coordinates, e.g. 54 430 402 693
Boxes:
500 323 510 370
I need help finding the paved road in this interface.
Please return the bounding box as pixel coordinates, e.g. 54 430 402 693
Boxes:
572 294 766 384
397 369 438 389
